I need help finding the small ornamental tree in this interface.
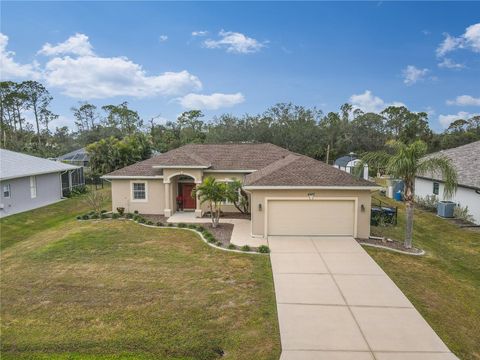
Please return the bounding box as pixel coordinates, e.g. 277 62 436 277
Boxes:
225 179 250 214
192 176 227 228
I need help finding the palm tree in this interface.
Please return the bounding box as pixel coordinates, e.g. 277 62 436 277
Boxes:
192 176 227 228
362 140 457 248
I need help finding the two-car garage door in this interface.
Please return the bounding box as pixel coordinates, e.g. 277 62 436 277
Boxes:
267 200 355 236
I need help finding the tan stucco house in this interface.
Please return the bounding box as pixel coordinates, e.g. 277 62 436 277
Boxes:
104 143 380 239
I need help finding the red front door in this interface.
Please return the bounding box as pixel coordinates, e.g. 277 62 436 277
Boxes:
181 183 196 209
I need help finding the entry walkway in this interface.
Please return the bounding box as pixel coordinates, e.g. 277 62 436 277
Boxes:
268 236 457 360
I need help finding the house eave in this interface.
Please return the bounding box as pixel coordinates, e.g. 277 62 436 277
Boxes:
415 175 480 192
102 175 164 180
243 185 383 191
151 165 210 169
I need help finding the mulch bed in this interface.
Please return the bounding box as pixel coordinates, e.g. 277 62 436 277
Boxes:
203 212 251 220
141 214 234 246
357 237 424 255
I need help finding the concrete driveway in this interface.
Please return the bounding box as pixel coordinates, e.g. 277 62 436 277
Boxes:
268 236 457 360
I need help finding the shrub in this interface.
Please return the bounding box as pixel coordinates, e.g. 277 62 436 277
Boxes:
228 244 236 250
415 195 438 212
112 213 120 219
91 213 99 219
134 210 139 214
146 220 154 225
177 223 187 228
196 226 205 232
207 238 216 244
82 214 89 220
116 207 125 216
156 222 163 227
216 241 223 247
89 210 96 215
187 224 197 229
241 245 251 252
137 217 146 224
100 213 108 219
454 204 475 223
76 215 82 220
126 213 133 219
258 245 270 253
100 209 108 214
168 223 174 227
70 185 88 197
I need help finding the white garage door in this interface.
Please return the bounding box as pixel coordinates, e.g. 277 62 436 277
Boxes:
268 200 355 236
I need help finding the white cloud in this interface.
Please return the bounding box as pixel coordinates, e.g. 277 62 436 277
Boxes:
192 30 208 37
438 111 478 129
349 90 405 113
203 30 266 54
436 23 480 58
159 35 168 42
438 58 465 69
178 92 245 110
36 33 202 99
44 56 202 99
38 33 94 56
402 65 429 85
0 33 40 80
446 95 480 106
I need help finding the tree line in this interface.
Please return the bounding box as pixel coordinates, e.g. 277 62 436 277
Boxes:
1 80 479 176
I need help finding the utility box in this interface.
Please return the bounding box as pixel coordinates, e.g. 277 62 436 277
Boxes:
437 201 455 218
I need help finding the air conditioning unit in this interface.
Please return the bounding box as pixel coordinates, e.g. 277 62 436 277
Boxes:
437 201 455 218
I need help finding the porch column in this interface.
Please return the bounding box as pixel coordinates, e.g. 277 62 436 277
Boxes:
164 181 172 217
195 180 202 218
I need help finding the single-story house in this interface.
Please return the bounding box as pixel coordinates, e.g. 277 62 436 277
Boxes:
104 143 379 239
415 140 480 224
333 153 369 180
0 149 80 217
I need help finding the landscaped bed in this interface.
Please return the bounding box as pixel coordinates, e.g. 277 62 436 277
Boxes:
0 193 280 360
366 193 480 360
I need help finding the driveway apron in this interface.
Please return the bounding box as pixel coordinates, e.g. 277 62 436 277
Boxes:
268 236 457 360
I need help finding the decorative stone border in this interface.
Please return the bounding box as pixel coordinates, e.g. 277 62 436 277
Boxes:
359 242 426 256
78 216 268 255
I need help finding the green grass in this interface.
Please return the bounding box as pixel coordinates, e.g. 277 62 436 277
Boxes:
368 194 480 360
0 192 280 360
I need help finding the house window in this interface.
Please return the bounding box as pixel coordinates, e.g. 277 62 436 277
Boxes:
132 182 146 200
3 184 11 198
30 176 37 198
433 182 439 195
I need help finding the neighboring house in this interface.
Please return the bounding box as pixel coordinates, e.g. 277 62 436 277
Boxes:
104 143 379 239
0 149 80 218
333 153 369 180
415 140 480 224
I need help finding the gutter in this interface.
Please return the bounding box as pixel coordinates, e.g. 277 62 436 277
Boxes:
243 185 383 191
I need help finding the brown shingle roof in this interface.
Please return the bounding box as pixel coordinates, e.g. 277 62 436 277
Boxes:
417 140 480 189
244 154 377 187
106 143 377 187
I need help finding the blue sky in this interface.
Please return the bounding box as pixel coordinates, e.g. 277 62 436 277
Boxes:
1 1 479 132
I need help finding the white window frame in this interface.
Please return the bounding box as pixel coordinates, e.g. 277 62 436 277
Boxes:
131 181 148 202
3 183 11 198
30 176 37 199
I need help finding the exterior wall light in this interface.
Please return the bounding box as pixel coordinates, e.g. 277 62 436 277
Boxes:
361 204 365 212
308 192 315 200
258 203 262 211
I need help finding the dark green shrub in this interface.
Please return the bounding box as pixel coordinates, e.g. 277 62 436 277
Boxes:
100 209 107 214
89 210 95 215
134 210 139 214
76 215 82 220
228 244 236 250
82 214 89 220
146 220 154 225
70 185 88 197
168 223 174 227
156 222 163 227
126 213 133 219
241 245 251 252
178 223 187 228
116 207 125 215
91 213 99 219
207 238 216 244
216 241 223 247
187 224 196 229
100 213 108 219
112 213 120 219
137 217 146 224
196 226 205 232
258 245 270 253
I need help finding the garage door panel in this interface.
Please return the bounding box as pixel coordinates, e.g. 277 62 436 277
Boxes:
268 200 355 236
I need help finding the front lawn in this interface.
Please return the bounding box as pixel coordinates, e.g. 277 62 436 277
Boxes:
0 194 280 359
368 195 480 360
